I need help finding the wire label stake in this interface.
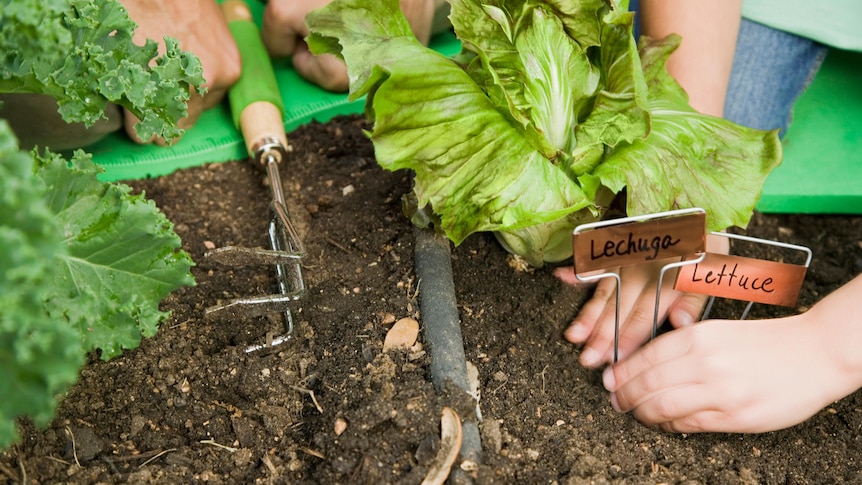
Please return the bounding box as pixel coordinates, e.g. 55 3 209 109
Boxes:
675 232 812 320
572 208 707 362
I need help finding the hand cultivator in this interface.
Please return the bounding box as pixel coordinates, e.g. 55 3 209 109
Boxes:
205 0 305 351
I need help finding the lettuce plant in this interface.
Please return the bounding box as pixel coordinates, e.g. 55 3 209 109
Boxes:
306 0 782 266
1 0 198 449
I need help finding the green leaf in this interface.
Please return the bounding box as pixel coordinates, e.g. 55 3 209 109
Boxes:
569 8 650 175
0 0 204 142
35 151 196 359
308 0 594 265
307 0 782 265
591 35 782 231
0 121 83 449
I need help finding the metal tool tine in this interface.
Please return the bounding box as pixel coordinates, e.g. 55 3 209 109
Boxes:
215 0 305 351
268 194 305 298
205 291 302 321
270 189 305 256
205 245 301 266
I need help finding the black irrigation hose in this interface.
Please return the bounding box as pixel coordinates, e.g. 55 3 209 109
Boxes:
413 227 482 477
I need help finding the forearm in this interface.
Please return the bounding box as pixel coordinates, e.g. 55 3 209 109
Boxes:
399 0 451 44
812 274 862 400
639 0 741 117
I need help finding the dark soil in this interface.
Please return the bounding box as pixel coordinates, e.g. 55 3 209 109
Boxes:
2 115 862 484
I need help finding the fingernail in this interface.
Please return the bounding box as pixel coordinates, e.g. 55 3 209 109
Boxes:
676 312 694 327
602 366 616 391
580 348 600 367
609 392 622 413
565 323 589 342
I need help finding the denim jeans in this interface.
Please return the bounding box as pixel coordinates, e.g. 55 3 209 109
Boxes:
629 0 828 137
725 19 829 136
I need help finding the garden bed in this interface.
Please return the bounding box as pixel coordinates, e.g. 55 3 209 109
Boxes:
2 115 861 484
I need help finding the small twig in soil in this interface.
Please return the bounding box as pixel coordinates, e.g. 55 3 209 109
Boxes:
45 456 72 466
199 439 237 453
0 462 18 482
325 236 351 253
408 278 421 300
17 448 27 485
103 448 164 463
138 448 178 468
261 454 277 475
292 385 324 413
64 426 81 467
169 319 191 330
300 447 325 459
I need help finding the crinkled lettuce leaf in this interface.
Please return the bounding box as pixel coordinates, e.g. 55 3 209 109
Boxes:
585 34 782 231
307 0 595 265
307 0 781 266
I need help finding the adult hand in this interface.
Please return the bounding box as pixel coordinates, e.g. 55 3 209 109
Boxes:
261 0 438 92
603 274 862 433
121 0 241 144
554 233 730 368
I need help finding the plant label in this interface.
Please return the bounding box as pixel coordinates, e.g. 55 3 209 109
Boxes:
675 252 807 307
573 212 706 274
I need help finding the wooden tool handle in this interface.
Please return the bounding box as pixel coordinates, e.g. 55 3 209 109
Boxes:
221 0 289 157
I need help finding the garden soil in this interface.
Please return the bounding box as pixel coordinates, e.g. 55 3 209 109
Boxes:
3 115 862 484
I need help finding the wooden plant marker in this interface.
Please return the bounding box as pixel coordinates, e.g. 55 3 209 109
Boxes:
675 232 812 320
572 208 707 362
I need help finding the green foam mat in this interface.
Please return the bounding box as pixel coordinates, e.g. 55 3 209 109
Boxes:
756 49 862 214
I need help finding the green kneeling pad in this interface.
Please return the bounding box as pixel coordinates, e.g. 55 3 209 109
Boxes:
756 49 862 214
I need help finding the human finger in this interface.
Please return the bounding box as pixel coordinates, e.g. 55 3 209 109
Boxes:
399 0 435 44
667 291 710 328
261 0 309 58
292 45 349 92
630 387 725 433
602 328 692 394
564 274 616 345
579 264 663 366
612 286 676 362
608 354 702 415
552 266 606 286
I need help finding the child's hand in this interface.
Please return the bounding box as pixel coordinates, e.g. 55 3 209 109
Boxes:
603 274 862 433
555 233 728 368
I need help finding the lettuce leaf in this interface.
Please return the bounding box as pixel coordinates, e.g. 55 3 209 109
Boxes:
586 34 783 231
307 0 595 265
307 0 782 266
